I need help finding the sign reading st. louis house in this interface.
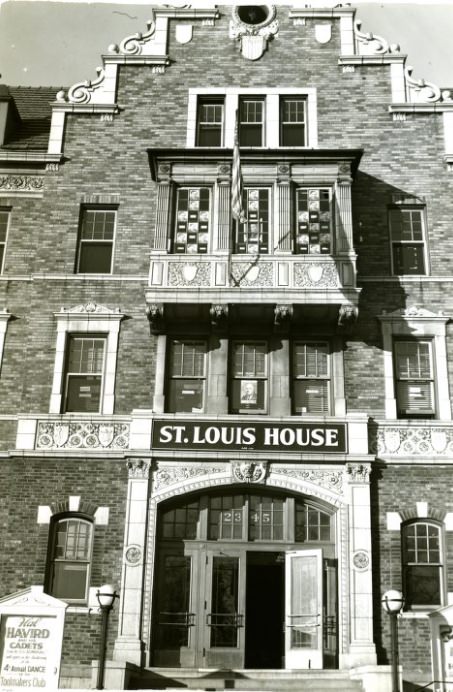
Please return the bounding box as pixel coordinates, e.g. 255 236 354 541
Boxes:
152 420 347 453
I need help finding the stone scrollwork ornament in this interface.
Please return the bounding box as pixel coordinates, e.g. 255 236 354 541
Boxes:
229 5 278 61
232 461 267 484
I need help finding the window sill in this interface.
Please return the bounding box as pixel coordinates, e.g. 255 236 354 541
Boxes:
401 610 436 619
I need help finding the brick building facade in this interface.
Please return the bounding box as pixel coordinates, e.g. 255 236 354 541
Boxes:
0 4 453 691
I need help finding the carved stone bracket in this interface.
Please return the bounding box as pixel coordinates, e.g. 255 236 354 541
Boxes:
338 304 358 332
346 463 371 484
274 304 293 333
232 461 267 484
127 458 151 479
405 66 452 104
146 303 165 334
354 19 400 56
57 67 106 105
210 304 229 333
337 161 352 185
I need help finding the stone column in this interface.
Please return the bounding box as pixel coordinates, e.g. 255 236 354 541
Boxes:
153 178 172 251
344 462 377 667
217 165 232 252
113 459 151 666
276 166 292 252
335 164 354 253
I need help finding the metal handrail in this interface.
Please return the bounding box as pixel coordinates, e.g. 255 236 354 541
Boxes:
413 681 452 692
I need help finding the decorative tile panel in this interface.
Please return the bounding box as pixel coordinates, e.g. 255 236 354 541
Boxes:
36 421 130 449
370 423 453 457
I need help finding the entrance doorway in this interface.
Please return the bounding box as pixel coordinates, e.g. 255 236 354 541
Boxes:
245 552 284 668
151 489 337 670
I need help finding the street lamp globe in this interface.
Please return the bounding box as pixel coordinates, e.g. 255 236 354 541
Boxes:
97 584 116 609
382 589 404 614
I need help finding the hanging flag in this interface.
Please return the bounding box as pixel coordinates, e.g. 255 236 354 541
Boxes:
231 110 246 223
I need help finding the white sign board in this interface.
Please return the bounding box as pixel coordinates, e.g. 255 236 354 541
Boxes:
0 587 67 691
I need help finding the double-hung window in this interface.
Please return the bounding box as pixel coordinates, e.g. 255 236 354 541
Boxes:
389 205 427 275
394 340 435 418
77 208 115 273
293 342 330 415
47 516 93 603
231 341 267 413
174 187 210 254
239 97 265 146
166 339 206 413
280 97 306 146
402 521 443 609
0 209 10 273
296 188 332 254
196 97 224 146
63 336 106 413
235 188 269 254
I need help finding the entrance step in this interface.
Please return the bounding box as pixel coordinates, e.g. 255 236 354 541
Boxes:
132 668 364 691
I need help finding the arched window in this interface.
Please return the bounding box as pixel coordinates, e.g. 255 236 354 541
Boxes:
47 516 93 603
402 520 444 609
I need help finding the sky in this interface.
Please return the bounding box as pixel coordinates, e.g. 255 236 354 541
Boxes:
0 0 452 88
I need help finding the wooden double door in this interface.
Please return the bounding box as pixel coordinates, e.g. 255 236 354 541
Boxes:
152 543 337 670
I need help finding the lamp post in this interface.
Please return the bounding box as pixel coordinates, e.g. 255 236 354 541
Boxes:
382 589 405 692
96 584 118 690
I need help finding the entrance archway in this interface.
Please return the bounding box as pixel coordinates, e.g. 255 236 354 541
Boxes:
151 487 337 670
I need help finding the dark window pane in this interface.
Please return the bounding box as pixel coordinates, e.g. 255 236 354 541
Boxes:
52 562 88 600
156 556 191 648
198 127 222 146
405 565 440 607
65 375 102 412
393 244 425 274
210 557 239 647
79 243 112 273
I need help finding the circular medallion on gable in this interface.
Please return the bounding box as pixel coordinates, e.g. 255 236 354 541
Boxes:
233 5 276 29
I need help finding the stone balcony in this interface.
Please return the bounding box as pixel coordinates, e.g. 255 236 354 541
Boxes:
146 252 359 307
369 420 453 460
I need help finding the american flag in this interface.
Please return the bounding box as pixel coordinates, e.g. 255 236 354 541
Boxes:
231 110 246 223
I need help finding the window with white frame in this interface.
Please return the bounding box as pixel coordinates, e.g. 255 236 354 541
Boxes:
389 205 427 275
188 89 318 149
0 209 10 273
47 515 93 603
77 208 116 274
239 96 265 146
50 304 123 415
280 96 306 146
402 520 444 609
63 335 106 413
394 340 435 418
235 188 270 254
173 187 210 254
292 342 331 415
230 341 267 414
295 188 333 255
166 339 207 413
196 97 224 146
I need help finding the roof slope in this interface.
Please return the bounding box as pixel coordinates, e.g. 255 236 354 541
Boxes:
2 86 61 150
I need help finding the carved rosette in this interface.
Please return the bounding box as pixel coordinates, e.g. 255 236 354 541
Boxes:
230 262 273 287
275 468 343 494
232 461 267 484
346 463 371 484
0 175 44 193
168 262 210 287
352 550 370 571
153 465 223 491
127 459 151 479
36 422 130 450
294 263 338 288
125 545 142 566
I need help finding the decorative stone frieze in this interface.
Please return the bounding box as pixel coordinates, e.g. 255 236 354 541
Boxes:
0 175 44 193
153 465 223 491
370 425 453 458
275 468 344 494
232 461 267 484
36 421 130 450
230 262 273 287
57 302 120 316
294 263 339 288
168 262 210 287
126 458 151 479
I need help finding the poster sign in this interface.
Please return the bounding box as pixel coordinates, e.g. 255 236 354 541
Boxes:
152 419 347 453
0 588 67 692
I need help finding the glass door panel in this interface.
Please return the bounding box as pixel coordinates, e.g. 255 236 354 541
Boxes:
285 549 323 669
203 551 245 668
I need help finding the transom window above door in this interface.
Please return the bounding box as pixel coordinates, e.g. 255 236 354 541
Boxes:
158 492 334 544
